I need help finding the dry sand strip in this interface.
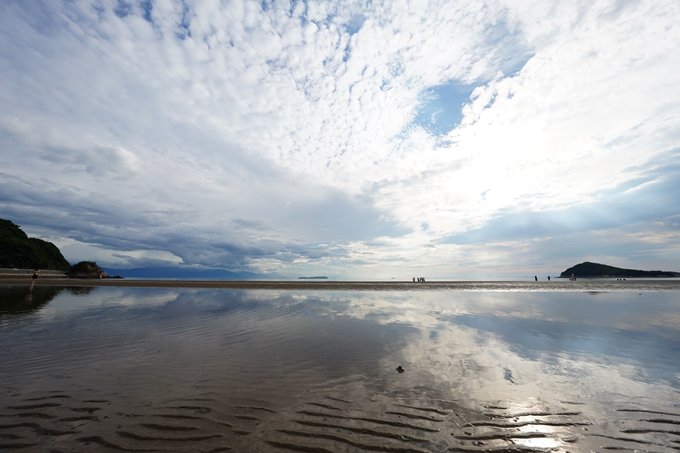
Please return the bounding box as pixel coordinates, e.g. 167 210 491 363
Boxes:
2 278 680 291
0 270 67 278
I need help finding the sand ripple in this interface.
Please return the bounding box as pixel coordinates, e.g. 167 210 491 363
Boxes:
2 390 680 452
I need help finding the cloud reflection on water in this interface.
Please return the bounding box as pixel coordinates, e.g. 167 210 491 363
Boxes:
2 286 678 408
1 285 679 451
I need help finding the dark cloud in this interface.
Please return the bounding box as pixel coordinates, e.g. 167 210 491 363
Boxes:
0 167 409 270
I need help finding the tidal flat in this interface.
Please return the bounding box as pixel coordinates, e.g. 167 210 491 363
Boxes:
1 283 679 452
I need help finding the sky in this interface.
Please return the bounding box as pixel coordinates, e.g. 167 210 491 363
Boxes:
1 0 679 279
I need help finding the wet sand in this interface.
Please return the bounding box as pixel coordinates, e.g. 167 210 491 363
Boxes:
1 286 679 452
9 386 675 453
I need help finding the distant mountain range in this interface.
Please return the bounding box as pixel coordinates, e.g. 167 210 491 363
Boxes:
0 219 70 271
560 262 680 278
101 266 284 280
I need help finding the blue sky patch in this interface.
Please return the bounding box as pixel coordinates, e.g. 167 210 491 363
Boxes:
140 0 153 23
114 0 132 19
413 81 476 136
345 14 365 35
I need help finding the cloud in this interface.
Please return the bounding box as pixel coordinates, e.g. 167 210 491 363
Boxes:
0 0 679 276
38 145 141 177
442 149 680 244
0 164 407 270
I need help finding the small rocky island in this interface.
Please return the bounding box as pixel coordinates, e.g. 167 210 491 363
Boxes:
560 261 680 278
66 261 110 279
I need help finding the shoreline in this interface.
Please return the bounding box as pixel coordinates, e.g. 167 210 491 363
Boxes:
2 278 680 291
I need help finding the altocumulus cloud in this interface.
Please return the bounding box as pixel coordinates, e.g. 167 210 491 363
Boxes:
0 0 679 277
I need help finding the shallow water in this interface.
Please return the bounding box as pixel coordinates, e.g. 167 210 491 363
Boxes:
1 284 679 452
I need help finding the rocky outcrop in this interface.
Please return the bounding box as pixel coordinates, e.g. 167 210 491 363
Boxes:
67 261 109 279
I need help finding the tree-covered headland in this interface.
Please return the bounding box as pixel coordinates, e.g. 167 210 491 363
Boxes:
0 219 71 271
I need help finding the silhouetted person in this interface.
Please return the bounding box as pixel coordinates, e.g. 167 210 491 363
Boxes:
547 276 550 281
534 276 537 281
29 268 39 292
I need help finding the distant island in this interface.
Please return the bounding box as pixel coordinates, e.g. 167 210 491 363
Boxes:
298 276 328 279
560 261 680 278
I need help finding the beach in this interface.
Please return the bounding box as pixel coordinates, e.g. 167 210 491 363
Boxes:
3 277 680 291
1 284 679 452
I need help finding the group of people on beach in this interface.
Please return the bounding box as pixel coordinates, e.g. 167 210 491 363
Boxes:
413 277 426 282
534 274 582 281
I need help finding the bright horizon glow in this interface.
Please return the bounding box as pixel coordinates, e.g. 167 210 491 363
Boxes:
1 0 679 278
